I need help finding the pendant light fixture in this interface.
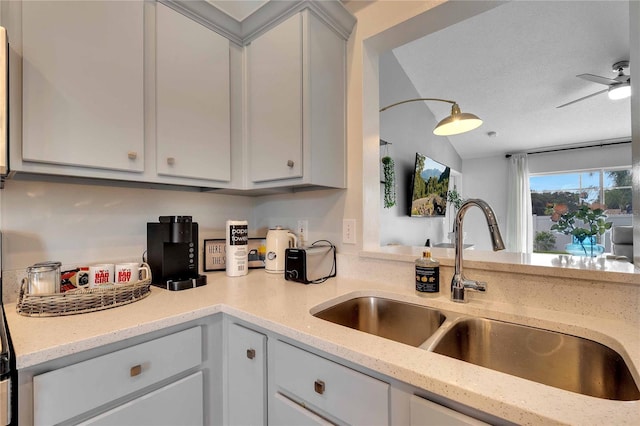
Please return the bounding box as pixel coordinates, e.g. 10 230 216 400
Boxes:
379 98 483 136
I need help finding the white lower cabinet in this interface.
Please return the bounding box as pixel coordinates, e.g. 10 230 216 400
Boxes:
227 322 267 425
19 314 496 426
27 325 208 426
224 317 497 426
80 372 204 426
410 395 489 426
271 392 333 426
271 340 390 426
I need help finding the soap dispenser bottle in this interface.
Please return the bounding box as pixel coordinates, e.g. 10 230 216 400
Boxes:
415 243 439 294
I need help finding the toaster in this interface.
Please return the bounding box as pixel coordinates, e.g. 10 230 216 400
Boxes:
284 244 336 284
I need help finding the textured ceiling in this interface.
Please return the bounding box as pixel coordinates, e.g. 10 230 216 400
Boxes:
392 1 632 160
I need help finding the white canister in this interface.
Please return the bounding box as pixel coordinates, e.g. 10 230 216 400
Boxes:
226 220 248 277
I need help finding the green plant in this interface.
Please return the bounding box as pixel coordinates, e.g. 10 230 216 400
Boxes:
545 203 612 256
533 231 556 252
446 187 463 210
381 156 396 208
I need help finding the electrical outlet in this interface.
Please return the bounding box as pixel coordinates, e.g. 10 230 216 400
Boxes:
343 219 356 244
297 219 308 246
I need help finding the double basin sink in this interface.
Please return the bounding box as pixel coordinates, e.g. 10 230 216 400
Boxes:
312 296 640 401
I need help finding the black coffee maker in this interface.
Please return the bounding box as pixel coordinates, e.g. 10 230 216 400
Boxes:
147 216 207 291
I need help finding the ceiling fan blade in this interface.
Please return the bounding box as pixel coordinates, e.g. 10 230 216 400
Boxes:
556 88 608 109
577 73 618 86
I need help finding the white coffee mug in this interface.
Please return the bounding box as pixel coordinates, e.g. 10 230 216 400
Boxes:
115 262 150 284
88 264 114 287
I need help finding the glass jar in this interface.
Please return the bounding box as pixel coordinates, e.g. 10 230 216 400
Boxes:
27 261 61 294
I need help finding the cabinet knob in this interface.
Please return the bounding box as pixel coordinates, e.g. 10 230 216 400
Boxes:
314 379 325 395
246 349 256 359
130 364 142 377
167 157 176 166
287 160 294 168
128 151 137 160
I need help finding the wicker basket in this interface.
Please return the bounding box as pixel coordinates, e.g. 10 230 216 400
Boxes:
16 277 152 317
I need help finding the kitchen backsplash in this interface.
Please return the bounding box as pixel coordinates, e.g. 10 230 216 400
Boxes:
0 179 256 271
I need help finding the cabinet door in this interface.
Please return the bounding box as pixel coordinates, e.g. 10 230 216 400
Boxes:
227 323 267 425
156 3 231 182
81 372 203 426
22 1 144 172
247 13 303 183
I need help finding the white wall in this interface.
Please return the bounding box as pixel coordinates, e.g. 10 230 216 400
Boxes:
1 179 255 270
253 189 346 248
460 156 509 250
631 0 640 266
378 50 462 247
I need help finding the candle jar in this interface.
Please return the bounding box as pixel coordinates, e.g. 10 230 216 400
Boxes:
27 261 61 294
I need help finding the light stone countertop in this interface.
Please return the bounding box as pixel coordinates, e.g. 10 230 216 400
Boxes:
364 245 639 283
4 268 640 425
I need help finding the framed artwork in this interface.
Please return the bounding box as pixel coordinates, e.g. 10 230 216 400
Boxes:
204 238 266 272
410 152 451 217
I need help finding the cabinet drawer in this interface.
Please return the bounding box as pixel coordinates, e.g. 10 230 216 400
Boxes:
271 392 333 426
34 326 202 425
80 372 203 426
410 395 489 426
273 340 389 425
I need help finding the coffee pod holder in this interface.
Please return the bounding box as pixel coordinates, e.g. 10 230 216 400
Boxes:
16 265 153 317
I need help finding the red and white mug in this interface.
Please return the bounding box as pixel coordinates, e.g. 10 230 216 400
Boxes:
87 264 114 288
114 262 150 284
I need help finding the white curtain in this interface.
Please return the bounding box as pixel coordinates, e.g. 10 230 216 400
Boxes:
506 154 533 253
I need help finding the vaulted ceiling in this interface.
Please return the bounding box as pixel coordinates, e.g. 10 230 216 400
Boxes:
391 1 631 160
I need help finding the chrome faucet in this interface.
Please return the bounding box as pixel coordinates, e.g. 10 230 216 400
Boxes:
451 199 505 303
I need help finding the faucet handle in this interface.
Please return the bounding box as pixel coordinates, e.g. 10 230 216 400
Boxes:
463 279 487 292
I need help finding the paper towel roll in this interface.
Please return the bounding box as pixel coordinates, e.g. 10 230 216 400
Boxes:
226 220 248 277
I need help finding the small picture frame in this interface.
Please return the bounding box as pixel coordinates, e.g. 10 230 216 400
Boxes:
204 238 266 272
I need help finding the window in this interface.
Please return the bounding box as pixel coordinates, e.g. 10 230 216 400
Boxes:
530 168 632 215
530 167 632 253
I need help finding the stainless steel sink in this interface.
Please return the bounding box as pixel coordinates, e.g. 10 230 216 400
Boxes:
432 317 640 401
313 296 445 347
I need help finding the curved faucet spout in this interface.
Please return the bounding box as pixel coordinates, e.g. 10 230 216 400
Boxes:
451 199 505 303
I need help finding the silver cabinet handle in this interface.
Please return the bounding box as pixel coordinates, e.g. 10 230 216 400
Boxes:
130 364 142 377
287 160 294 168
247 349 256 360
128 151 137 160
314 380 325 394
167 157 176 166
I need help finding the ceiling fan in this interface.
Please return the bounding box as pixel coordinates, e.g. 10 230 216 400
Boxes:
557 61 631 108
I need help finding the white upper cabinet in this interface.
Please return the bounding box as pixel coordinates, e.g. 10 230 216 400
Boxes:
21 1 145 172
247 13 303 183
246 10 347 189
156 3 231 182
10 0 354 190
